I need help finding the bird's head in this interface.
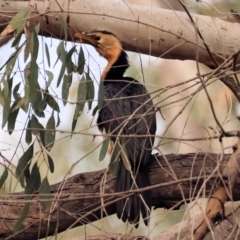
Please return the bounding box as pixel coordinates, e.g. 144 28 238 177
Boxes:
74 30 123 63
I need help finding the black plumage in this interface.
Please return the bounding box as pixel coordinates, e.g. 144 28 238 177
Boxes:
75 30 156 226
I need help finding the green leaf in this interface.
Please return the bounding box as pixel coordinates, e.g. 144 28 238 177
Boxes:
39 177 51 211
30 114 39 135
56 41 67 63
11 30 23 48
28 60 39 104
0 86 4 106
30 28 39 61
72 76 87 131
110 141 121 165
10 8 30 34
13 203 30 233
109 158 119 177
77 46 85 74
38 99 47 112
99 135 110 161
2 77 13 128
8 101 20 135
98 81 105 110
66 46 75 74
13 82 21 101
5 49 21 76
0 167 8 188
34 22 40 35
25 119 32 145
46 94 60 112
24 41 30 62
45 43 51 67
58 16 67 40
15 144 34 188
56 113 60 127
71 119 77 133
38 122 45 146
62 74 72 105
120 143 131 172
86 71 94 110
45 70 54 88
45 115 55 151
57 62 66 88
25 162 41 198
109 141 121 176
47 154 54 173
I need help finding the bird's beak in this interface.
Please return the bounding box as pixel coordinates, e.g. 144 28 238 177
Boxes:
74 33 98 47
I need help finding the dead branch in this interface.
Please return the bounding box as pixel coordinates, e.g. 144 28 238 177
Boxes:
0 152 240 240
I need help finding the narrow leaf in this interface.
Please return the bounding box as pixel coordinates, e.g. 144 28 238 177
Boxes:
46 94 60 112
56 113 60 127
45 70 54 87
13 82 21 101
72 76 87 131
31 28 39 60
39 177 51 211
109 141 121 176
110 141 121 165
2 78 13 128
11 30 22 48
47 154 54 173
38 99 47 112
24 41 30 62
86 71 94 110
8 101 20 135
28 60 39 104
98 81 105 110
45 115 55 151
99 136 110 161
15 144 34 188
62 74 72 105
10 8 30 34
45 43 51 67
58 16 68 40
65 46 75 74
13 203 30 233
5 49 20 76
77 46 85 74
120 143 132 172
57 63 66 88
25 162 41 198
25 120 32 144
0 167 8 188
30 114 40 135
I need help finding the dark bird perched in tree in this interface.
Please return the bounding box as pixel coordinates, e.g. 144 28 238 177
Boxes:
75 30 156 227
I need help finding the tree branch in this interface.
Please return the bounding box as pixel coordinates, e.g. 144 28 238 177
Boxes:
1 1 240 69
0 152 239 240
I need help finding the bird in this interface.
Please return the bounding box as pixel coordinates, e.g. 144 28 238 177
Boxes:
75 30 156 227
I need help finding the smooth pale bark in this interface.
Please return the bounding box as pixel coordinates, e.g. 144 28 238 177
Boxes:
0 0 240 68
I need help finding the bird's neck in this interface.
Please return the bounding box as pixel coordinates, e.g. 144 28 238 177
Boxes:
102 50 129 83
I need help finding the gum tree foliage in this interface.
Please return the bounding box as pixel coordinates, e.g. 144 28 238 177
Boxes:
0 9 114 232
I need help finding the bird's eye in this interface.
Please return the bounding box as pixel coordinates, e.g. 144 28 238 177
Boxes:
93 36 100 41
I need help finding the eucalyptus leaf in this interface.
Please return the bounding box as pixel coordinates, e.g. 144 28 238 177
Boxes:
13 203 30 234
39 177 51 211
45 115 55 151
0 167 8 188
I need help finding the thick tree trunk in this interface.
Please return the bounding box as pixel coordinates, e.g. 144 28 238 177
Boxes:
1 0 240 69
0 152 237 240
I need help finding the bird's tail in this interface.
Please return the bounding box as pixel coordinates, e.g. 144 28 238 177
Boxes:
115 159 151 227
